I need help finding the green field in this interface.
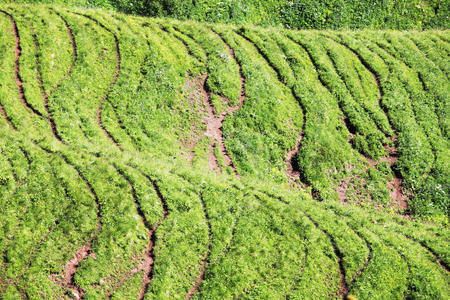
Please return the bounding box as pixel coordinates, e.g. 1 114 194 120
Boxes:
0 4 450 299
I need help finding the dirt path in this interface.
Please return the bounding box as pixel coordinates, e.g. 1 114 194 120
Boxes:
203 29 248 173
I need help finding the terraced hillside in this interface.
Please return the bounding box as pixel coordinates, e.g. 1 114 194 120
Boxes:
0 4 449 299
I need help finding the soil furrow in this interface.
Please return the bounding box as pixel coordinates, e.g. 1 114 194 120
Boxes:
106 166 154 299
138 174 169 299
417 242 450 274
292 38 363 149
392 232 450 274
47 9 78 99
76 13 122 149
304 213 348 299
55 153 102 299
185 192 212 299
323 44 388 138
325 35 409 211
289 36 405 203
232 31 309 184
207 30 246 173
0 10 43 118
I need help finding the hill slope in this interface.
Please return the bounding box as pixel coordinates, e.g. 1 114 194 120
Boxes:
0 4 449 299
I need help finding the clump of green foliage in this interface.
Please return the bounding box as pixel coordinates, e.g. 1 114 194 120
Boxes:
1 0 449 29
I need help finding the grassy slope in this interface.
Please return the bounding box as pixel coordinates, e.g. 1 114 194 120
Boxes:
0 4 449 299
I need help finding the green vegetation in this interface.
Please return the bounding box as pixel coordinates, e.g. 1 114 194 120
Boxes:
0 3 449 299
1 0 449 30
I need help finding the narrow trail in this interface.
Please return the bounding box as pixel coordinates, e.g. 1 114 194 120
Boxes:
0 10 44 119
186 192 212 300
174 27 245 174
303 213 349 300
203 28 248 173
233 30 308 185
76 13 122 149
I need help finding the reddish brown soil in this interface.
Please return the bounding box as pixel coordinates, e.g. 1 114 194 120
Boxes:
185 261 208 300
285 135 304 182
0 106 8 123
60 244 95 298
206 29 247 174
200 74 233 171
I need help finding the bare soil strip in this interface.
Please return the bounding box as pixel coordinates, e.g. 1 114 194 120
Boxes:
305 214 348 299
185 193 212 300
199 74 227 171
205 29 248 173
77 13 121 149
